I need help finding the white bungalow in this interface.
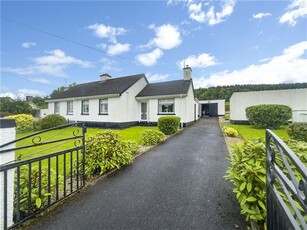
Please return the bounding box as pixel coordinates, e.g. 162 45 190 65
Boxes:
46 67 199 128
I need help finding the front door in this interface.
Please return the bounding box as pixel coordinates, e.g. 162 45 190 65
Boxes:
141 102 147 120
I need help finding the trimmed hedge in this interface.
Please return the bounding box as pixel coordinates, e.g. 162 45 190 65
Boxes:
4 114 34 132
158 116 181 135
141 129 164 146
40 114 67 130
287 122 307 142
245 104 292 129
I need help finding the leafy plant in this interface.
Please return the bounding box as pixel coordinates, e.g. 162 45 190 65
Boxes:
245 104 292 129
223 127 238 137
84 130 136 178
158 116 181 135
5 114 34 132
141 129 164 146
287 123 307 142
40 114 67 130
14 165 63 218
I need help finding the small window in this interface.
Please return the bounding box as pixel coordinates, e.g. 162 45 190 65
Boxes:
81 100 89 115
158 99 175 114
54 102 60 114
67 101 73 115
99 99 108 114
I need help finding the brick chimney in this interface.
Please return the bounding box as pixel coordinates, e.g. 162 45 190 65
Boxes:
100 73 112 81
183 66 192 80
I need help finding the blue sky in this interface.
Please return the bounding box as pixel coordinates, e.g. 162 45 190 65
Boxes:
1 0 306 98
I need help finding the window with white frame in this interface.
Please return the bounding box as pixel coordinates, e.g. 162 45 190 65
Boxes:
54 102 60 114
158 99 175 114
99 99 108 114
67 101 73 115
81 100 89 114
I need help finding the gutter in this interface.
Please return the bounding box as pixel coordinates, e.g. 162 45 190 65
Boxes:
135 94 187 100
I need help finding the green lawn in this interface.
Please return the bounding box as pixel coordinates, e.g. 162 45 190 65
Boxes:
221 124 289 141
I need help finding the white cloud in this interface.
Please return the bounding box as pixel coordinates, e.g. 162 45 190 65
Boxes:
178 53 218 68
99 58 120 72
87 23 127 43
279 0 307 26
29 78 51 84
107 43 131 55
253 12 272 19
18 89 46 97
97 43 107 49
136 48 163 66
2 49 93 77
148 24 182 50
0 92 18 99
146 73 169 82
188 0 236 25
22 42 37 48
193 41 307 88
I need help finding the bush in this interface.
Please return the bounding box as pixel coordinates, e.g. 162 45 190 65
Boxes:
158 116 181 135
84 130 136 178
0 112 13 118
287 123 307 142
40 114 67 130
223 127 238 137
245 104 292 129
225 138 307 228
4 114 34 132
141 129 165 146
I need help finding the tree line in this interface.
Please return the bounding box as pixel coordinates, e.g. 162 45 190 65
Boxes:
195 82 307 101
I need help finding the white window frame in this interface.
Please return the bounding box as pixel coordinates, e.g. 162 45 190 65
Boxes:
67 101 73 115
81 100 89 115
54 102 60 114
158 99 175 114
99 99 108 115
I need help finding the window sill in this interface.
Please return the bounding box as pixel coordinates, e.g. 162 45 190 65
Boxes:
66 114 74 115
157 113 176 115
98 113 108 115
81 113 89 115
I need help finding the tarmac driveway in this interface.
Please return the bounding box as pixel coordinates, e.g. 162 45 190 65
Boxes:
30 117 247 230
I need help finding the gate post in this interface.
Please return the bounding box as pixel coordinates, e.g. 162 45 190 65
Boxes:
0 119 16 230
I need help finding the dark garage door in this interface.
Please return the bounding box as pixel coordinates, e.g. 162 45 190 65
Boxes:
202 103 218 117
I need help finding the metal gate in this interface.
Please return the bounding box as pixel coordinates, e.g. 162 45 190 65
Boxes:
266 129 307 230
0 123 86 229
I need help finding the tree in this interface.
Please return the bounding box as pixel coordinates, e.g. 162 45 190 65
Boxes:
32 96 48 109
0 97 33 115
50 83 76 98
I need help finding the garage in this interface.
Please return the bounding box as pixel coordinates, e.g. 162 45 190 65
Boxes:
199 100 225 117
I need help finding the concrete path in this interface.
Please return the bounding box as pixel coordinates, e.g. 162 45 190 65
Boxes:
30 118 247 230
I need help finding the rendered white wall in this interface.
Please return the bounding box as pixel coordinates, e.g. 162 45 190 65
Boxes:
230 88 307 122
198 99 225 116
48 77 148 123
0 122 15 229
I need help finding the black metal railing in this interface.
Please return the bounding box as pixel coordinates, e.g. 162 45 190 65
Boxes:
0 123 86 229
266 129 307 230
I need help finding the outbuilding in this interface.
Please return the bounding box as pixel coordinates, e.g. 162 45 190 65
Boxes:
198 100 225 117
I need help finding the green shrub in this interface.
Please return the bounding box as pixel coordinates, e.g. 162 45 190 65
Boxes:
141 129 165 146
40 114 67 130
287 123 307 142
246 104 292 129
158 116 181 135
223 127 238 137
225 138 307 228
4 114 34 132
15 165 63 216
84 130 136 178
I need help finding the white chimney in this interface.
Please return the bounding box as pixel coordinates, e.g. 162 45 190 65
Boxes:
183 66 192 80
100 73 112 81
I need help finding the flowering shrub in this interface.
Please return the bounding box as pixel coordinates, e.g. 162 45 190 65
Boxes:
4 114 34 132
224 127 239 137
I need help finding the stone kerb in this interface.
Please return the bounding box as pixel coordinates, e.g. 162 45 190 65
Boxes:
0 119 16 230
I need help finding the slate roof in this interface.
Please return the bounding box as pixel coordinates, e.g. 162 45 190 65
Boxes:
50 74 145 100
136 79 192 97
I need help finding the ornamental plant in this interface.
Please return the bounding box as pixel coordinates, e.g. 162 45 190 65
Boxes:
287 123 307 142
84 130 136 178
5 114 34 132
141 129 165 146
223 127 239 137
40 114 67 130
158 116 181 135
245 104 292 129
